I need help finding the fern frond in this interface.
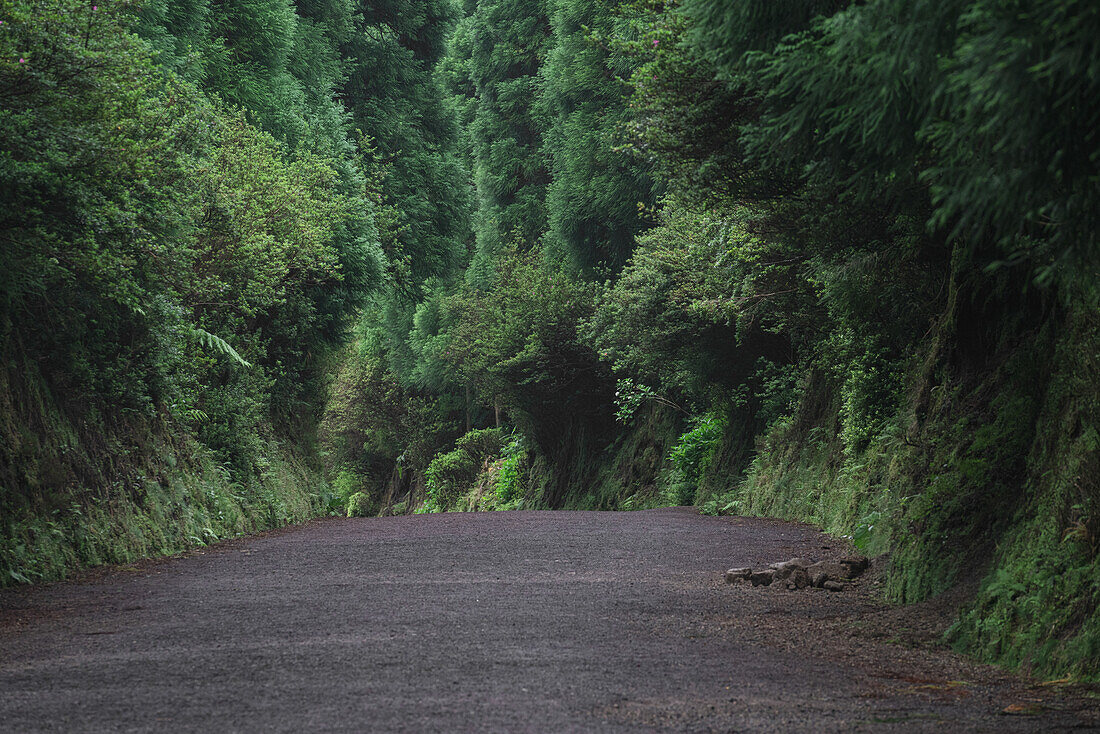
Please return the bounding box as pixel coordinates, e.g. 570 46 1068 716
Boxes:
189 327 252 368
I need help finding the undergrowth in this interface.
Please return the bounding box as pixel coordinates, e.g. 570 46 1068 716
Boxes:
0 355 330 586
1 435 326 586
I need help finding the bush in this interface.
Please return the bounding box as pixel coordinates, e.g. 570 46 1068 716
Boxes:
330 470 370 517
455 428 505 460
424 428 504 512
493 439 527 505
664 414 726 506
346 492 374 518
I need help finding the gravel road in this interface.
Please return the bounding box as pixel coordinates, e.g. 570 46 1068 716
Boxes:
1 508 1096 732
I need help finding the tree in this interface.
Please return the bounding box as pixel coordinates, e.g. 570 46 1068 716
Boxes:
342 0 472 287
463 0 552 283
539 0 658 272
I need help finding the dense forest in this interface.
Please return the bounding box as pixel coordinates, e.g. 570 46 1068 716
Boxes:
2 0 1098 679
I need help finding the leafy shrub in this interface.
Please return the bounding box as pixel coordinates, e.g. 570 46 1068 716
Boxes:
455 428 505 460
667 413 726 506
752 359 803 430
331 470 362 503
424 428 504 512
491 435 528 506
346 492 374 518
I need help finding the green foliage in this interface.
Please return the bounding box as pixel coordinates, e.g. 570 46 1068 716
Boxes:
450 432 531 512
851 511 884 554
342 0 471 287
330 469 363 505
455 426 506 458
613 0 758 202
345 491 374 518
613 378 664 424
0 424 327 587
594 0 1100 682
190 329 253 369
0 0 382 583
718 291 1100 680
492 436 528 506
669 414 723 481
587 198 806 419
942 304 1100 680
447 0 552 283
683 0 1100 288
424 428 504 512
666 413 724 506
319 315 462 513
319 1 475 516
539 0 658 271
436 247 615 464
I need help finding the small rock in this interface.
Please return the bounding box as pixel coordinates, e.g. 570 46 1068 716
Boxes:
839 556 869 578
787 568 810 589
725 567 752 583
769 557 812 579
823 580 845 592
750 570 775 587
810 570 829 588
808 560 849 580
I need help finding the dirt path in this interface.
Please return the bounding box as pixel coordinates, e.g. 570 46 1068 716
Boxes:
0 508 1096 732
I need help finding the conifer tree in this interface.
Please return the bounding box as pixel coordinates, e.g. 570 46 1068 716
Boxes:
539 0 657 272
463 0 552 283
342 0 472 287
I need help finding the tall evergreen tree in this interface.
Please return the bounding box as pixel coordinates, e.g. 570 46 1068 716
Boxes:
682 0 1100 283
342 0 473 287
463 0 553 283
539 0 657 272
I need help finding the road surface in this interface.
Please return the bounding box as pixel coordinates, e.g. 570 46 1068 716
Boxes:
1 509 1096 732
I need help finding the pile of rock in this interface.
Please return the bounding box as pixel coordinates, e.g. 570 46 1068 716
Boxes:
725 556 869 592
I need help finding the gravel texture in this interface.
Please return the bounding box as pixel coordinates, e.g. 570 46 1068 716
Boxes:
1 508 1097 732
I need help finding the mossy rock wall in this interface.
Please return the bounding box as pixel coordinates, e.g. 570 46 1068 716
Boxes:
721 291 1100 680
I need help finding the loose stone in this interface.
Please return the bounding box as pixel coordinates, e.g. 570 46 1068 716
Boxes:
750 570 775 587
808 560 849 580
839 556 869 577
727 555 866 592
725 568 752 583
787 568 811 589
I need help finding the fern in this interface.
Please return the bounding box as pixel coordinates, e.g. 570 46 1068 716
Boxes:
182 408 209 423
189 328 252 368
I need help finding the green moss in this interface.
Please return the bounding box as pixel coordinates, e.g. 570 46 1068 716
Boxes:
578 404 685 511
943 304 1100 680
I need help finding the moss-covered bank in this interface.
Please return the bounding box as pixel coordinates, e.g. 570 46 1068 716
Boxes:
0 360 331 586
701 283 1100 680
